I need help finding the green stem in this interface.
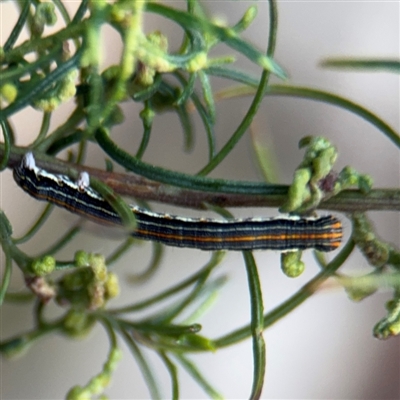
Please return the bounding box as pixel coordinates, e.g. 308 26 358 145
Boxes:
119 328 161 400
174 354 223 400
3 0 31 52
1 49 82 121
95 127 287 195
13 204 54 244
158 352 179 400
243 251 266 400
215 238 355 347
2 21 85 63
0 249 13 306
109 251 224 314
0 120 12 171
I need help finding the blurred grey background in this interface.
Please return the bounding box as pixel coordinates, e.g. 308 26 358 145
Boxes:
1 1 399 399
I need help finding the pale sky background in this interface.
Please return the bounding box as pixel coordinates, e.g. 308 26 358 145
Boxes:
1 1 399 399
